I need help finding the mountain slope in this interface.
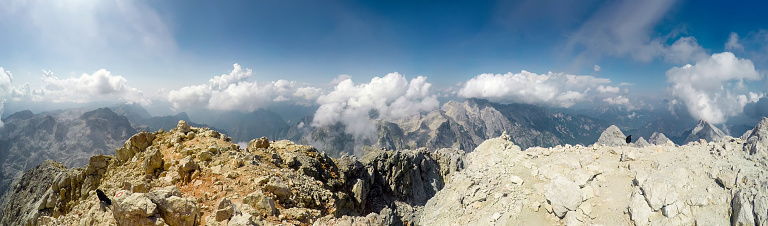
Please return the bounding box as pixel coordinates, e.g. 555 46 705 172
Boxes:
0 108 135 198
284 98 609 157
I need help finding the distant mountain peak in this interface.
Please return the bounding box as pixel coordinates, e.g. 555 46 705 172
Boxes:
683 119 725 144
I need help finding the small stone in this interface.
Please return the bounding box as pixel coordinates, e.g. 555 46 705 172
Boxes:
510 175 524 185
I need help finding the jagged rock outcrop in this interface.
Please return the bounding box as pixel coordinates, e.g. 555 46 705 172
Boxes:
1 120 462 225
744 117 768 158
684 120 726 144
594 125 627 147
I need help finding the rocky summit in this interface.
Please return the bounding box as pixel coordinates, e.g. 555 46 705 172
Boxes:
2 118 768 225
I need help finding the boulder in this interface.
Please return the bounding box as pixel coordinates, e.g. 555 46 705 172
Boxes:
177 120 191 134
147 186 200 226
545 177 583 218
117 131 156 162
634 137 650 147
112 191 159 226
243 191 277 216
177 156 199 184
248 137 270 151
143 147 164 175
215 198 236 221
649 132 673 146
264 178 293 201
594 125 626 147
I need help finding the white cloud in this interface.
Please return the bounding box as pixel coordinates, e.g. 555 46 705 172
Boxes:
209 64 253 90
40 69 151 106
0 67 12 127
666 52 762 124
331 74 352 85
725 32 744 51
664 36 708 64
603 96 629 105
597 85 619 94
168 64 322 112
593 65 601 72
312 72 439 140
458 70 616 108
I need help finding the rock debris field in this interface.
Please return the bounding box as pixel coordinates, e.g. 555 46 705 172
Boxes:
2 118 768 226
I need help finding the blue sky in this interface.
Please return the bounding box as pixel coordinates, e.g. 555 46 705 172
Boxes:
1 0 768 124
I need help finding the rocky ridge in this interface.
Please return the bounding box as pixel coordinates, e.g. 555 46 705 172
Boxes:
1 120 461 225
3 117 768 225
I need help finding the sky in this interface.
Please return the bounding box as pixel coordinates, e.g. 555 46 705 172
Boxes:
1 0 768 129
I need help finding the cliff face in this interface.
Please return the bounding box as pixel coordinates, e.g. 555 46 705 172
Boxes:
0 108 135 199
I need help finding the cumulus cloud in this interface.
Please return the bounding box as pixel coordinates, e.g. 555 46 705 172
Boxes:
312 72 439 141
41 69 150 106
593 65 601 72
208 64 253 90
168 64 321 112
458 70 617 108
603 96 629 105
725 32 744 51
667 52 762 124
597 85 619 94
0 67 12 127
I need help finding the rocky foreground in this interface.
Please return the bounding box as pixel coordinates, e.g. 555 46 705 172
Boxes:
2 118 768 225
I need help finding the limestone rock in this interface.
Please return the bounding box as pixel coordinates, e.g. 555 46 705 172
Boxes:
243 191 277 216
633 137 650 147
215 198 236 221
649 132 673 146
117 131 156 162
112 191 159 226
248 137 270 151
177 120 191 134
177 156 199 184
594 125 627 147
143 147 164 175
264 178 293 201
744 117 768 156
545 177 583 218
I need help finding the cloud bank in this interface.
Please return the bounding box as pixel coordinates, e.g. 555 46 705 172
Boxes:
457 71 618 108
168 64 321 112
666 52 762 124
0 67 150 126
41 69 150 106
311 72 439 140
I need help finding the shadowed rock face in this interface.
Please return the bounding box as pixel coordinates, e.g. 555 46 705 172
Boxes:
0 108 135 202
